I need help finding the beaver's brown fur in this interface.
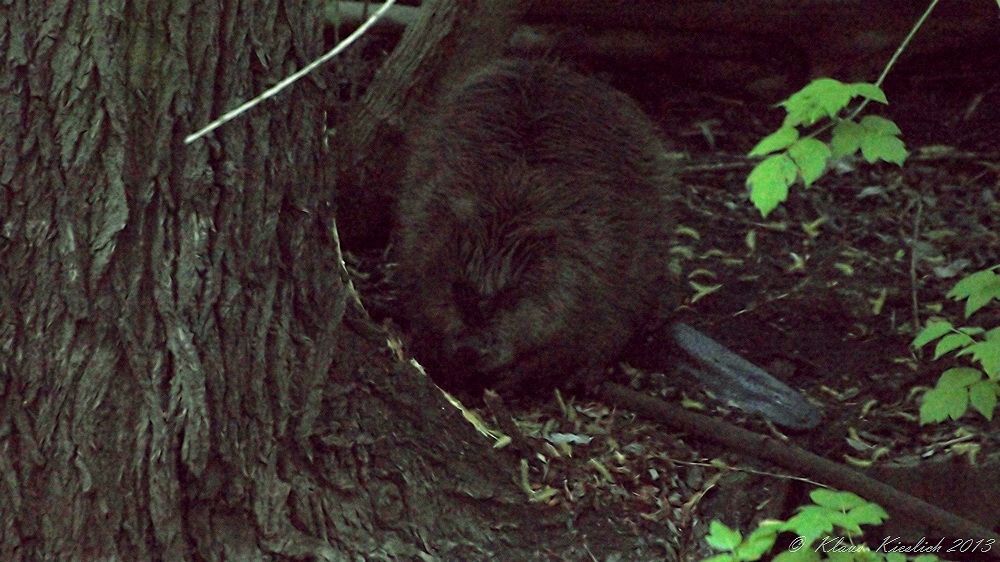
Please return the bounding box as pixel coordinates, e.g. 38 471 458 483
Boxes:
394 59 674 393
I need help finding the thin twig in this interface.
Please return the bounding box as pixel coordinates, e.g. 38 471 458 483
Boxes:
185 0 398 144
846 0 940 121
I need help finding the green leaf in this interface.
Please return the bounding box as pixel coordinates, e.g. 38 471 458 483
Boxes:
747 154 796 216
827 510 862 535
963 338 1000 377
847 503 889 526
933 332 975 358
773 549 822 562
983 333 1000 377
956 326 986 338
788 138 832 186
849 82 888 104
919 384 967 424
781 78 852 126
947 266 1000 317
785 506 836 542
912 320 953 348
968 379 998 420
749 126 799 157
736 525 780 559
920 367 988 424
706 520 743 551
859 133 907 165
936 366 984 389
810 489 867 511
859 115 902 135
948 266 1000 298
830 120 864 158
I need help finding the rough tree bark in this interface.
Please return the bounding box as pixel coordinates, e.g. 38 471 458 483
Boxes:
0 0 543 559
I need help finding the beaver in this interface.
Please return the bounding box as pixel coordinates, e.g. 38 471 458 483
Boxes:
391 59 820 428
393 59 674 394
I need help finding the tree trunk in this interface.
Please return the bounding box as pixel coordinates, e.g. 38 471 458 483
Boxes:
1 0 536 558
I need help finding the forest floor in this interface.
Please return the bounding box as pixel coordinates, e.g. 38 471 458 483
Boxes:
350 43 999 560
